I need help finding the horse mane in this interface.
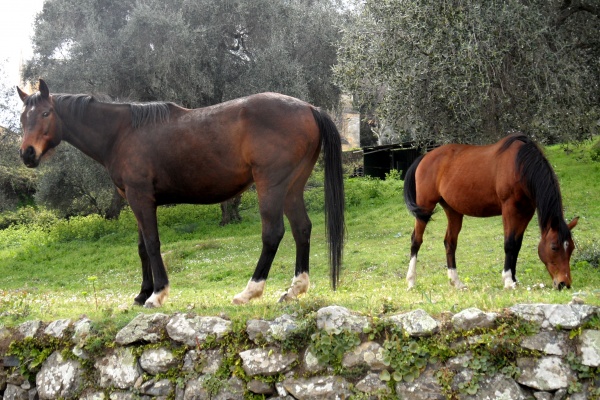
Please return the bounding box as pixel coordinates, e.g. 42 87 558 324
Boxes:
499 133 571 242
30 92 171 128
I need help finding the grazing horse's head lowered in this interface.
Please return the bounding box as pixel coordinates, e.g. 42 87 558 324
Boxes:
403 132 577 291
538 217 578 290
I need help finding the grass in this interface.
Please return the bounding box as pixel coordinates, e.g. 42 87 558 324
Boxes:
1 139 599 328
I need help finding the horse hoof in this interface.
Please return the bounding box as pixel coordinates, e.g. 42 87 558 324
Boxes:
278 292 298 303
144 287 169 308
232 295 248 305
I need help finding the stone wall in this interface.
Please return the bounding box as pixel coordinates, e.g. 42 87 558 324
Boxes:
1 303 599 399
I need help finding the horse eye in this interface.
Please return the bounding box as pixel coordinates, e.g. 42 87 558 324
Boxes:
551 244 559 251
42 111 50 117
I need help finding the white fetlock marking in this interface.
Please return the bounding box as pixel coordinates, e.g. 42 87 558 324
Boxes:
144 285 170 308
232 280 265 305
502 270 516 289
407 256 417 290
448 269 467 290
282 272 310 301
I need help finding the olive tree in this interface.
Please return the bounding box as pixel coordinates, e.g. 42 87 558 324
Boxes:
23 0 345 218
334 0 600 145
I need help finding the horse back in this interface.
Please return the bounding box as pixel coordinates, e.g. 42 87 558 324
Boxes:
415 136 528 217
110 93 321 205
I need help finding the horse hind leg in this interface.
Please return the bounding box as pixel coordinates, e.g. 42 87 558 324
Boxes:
278 191 312 302
407 218 427 290
232 189 285 304
442 206 467 290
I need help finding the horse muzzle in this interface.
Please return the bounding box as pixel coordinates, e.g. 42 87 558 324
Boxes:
554 280 571 291
20 146 40 168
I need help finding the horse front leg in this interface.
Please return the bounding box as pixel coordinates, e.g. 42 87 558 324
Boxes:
502 232 524 289
128 194 170 307
501 206 532 289
134 227 154 305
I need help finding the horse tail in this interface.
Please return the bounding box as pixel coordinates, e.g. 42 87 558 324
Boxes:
311 107 345 290
403 154 432 223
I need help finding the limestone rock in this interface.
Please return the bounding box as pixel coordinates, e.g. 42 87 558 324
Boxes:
95 348 141 389
517 356 574 391
386 309 439 337
342 341 387 370
183 376 243 400
182 349 223 374
461 373 529 400
355 372 391 396
139 347 178 375
115 313 169 344
3 384 30 400
283 376 351 400
166 313 231 346
71 318 92 345
36 351 84 399
139 378 173 397
17 320 41 338
43 319 72 339
395 365 445 400
247 379 274 395
246 314 298 344
316 306 369 334
79 391 106 400
239 347 297 376
521 331 570 356
303 347 326 373
510 304 597 329
579 329 600 367
451 308 498 331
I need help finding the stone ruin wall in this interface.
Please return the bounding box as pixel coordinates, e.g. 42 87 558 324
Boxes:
1 303 600 399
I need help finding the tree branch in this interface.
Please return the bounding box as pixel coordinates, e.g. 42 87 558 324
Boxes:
555 0 600 27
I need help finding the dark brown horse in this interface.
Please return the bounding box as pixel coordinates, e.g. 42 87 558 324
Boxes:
17 79 345 307
403 133 577 291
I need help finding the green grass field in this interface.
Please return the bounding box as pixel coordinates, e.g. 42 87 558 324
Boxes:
1 139 599 327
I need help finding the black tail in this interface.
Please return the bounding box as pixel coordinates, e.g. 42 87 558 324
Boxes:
311 107 345 290
403 154 432 223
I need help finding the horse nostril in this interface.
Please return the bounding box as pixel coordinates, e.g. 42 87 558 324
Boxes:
20 146 37 167
557 282 566 291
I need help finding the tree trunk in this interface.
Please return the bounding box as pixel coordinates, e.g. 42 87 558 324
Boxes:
220 194 242 226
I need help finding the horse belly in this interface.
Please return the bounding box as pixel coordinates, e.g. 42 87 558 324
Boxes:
154 162 253 206
441 187 502 217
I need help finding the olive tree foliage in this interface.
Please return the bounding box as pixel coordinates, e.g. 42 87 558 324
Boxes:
334 0 600 145
0 63 36 212
23 0 345 217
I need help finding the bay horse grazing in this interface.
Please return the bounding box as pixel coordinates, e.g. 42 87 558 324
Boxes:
403 133 578 291
17 79 345 307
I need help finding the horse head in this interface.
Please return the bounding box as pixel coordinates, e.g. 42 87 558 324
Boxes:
538 217 579 290
17 79 63 168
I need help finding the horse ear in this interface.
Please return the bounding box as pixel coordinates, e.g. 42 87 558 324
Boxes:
567 216 579 230
16 86 28 102
39 79 50 98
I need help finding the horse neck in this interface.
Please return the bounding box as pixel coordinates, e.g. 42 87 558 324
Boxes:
57 100 129 165
517 143 569 241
